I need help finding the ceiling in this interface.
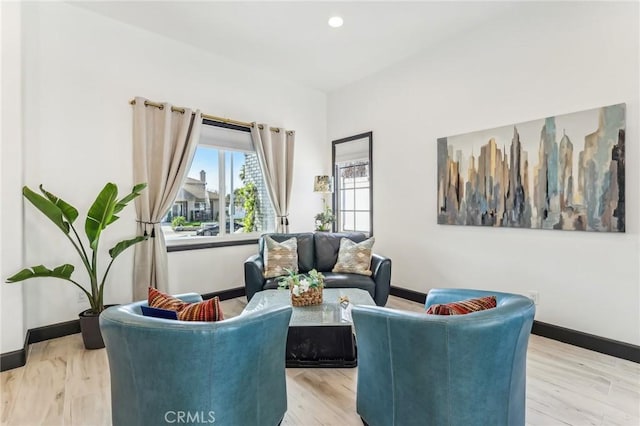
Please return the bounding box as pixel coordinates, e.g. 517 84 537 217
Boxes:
73 1 515 93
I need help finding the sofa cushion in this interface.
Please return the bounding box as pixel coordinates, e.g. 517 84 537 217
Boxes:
263 236 298 278
314 232 368 271
425 295 497 315
263 278 282 290
333 237 374 276
322 272 376 298
265 273 376 299
261 233 315 273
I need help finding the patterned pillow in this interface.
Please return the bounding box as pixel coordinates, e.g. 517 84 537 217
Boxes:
332 237 375 276
148 287 188 311
177 297 224 322
425 295 497 315
263 236 299 278
147 287 224 322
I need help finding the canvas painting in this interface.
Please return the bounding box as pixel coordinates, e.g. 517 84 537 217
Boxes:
437 104 625 232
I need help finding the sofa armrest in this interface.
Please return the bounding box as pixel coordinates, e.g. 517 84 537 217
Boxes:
244 254 265 302
370 254 392 306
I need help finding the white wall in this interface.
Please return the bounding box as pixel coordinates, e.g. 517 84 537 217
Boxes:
328 2 640 345
2 1 327 342
0 1 26 353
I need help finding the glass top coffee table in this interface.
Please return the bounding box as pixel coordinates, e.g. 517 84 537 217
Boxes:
244 288 375 367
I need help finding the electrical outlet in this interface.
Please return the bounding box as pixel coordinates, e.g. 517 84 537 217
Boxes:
526 291 539 305
77 290 86 304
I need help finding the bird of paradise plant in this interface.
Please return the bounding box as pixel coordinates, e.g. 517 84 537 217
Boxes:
5 182 147 314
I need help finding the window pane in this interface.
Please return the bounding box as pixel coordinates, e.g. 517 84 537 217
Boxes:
226 151 245 234
339 175 354 190
355 212 370 233
355 188 369 210
334 136 372 235
342 211 355 231
335 159 371 234
242 152 275 233
343 188 355 210
354 175 369 189
161 124 275 242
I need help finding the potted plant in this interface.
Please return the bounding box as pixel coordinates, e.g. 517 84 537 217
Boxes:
278 268 325 307
314 208 335 232
5 182 147 349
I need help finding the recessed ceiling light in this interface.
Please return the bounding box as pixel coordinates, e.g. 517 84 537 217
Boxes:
328 16 343 28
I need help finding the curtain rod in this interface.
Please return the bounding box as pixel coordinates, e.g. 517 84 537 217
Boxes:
129 99 254 129
129 99 294 134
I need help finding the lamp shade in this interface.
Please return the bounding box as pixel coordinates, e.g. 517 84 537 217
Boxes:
313 175 333 193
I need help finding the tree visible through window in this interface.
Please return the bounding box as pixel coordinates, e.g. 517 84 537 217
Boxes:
162 122 274 241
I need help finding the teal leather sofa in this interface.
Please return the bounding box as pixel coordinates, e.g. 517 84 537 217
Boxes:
100 293 292 426
245 232 392 306
352 288 535 426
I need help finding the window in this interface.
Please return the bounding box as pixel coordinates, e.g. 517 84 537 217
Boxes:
162 121 274 243
336 162 370 233
332 132 373 235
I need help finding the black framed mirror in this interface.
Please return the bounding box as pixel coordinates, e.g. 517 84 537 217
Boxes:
331 131 373 235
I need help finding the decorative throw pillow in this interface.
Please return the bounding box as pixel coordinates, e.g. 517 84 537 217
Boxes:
177 297 224 322
140 305 178 320
147 287 224 322
148 287 188 311
332 237 375 276
425 295 497 315
263 236 299 278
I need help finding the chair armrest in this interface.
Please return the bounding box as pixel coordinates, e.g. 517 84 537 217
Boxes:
174 293 203 304
244 254 265 302
370 254 392 306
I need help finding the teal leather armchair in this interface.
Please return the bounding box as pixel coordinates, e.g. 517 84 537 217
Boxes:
100 293 292 426
352 288 535 426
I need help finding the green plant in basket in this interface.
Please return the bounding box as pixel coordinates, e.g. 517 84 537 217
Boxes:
314 209 335 232
278 268 324 296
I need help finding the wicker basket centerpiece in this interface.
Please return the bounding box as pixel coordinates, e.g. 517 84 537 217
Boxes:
278 269 325 307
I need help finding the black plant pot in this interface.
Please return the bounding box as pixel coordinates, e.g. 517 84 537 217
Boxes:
78 305 116 350
79 310 104 349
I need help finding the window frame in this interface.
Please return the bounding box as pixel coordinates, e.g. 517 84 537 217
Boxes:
164 119 272 251
332 131 373 236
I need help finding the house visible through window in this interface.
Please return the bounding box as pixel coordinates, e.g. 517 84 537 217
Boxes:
162 121 275 241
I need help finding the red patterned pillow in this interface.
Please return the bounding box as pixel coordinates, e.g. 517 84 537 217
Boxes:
426 295 497 315
147 287 224 322
148 287 188 311
177 297 224 322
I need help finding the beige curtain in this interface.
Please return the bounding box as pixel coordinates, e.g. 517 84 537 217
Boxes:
132 96 202 300
251 124 295 233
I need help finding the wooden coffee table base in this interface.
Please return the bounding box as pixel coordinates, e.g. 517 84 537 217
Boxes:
286 325 357 368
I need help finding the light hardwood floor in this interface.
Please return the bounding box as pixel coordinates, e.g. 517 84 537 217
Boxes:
1 296 638 425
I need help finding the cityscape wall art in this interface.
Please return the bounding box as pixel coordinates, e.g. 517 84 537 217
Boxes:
437 104 625 232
